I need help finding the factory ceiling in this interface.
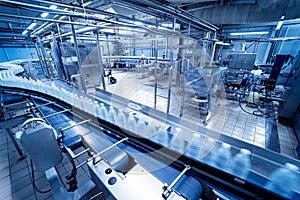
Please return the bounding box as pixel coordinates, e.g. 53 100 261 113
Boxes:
0 0 298 45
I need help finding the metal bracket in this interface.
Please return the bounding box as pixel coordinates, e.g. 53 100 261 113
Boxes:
42 109 71 119
162 165 191 199
59 119 91 132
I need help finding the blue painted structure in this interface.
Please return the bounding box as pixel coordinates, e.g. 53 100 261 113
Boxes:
0 47 38 62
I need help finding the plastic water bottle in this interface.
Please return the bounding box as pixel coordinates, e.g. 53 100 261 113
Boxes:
156 131 169 146
94 101 100 117
116 110 126 128
208 142 232 170
199 137 216 160
228 148 251 179
145 123 157 138
136 118 146 136
265 163 299 198
107 106 116 124
97 103 107 120
187 133 202 157
169 128 185 154
73 94 80 109
79 96 85 110
126 113 136 133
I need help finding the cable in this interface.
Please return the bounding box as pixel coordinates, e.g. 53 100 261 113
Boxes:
238 87 279 118
30 159 51 194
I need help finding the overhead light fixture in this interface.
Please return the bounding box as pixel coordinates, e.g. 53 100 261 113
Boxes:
82 1 92 7
215 41 231 45
134 21 144 26
41 5 57 18
27 22 37 30
275 15 285 30
41 12 49 18
22 30 28 35
230 31 269 36
49 5 57 9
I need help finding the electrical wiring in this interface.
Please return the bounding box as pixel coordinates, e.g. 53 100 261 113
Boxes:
30 159 51 194
238 85 279 118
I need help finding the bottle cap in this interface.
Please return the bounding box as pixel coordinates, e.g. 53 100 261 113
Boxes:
175 127 182 133
222 142 231 149
285 163 299 171
240 148 251 155
193 133 200 139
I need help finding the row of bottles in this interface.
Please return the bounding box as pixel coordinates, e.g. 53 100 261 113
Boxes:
94 103 158 138
206 142 299 198
206 142 252 179
266 163 299 198
2 62 299 199
0 62 161 140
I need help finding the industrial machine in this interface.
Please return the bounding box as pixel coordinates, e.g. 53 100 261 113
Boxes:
1 61 300 200
20 118 95 199
221 54 293 118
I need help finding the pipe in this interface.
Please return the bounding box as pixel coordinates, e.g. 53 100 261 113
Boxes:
32 15 68 36
31 0 157 27
0 0 153 29
114 0 218 31
0 12 107 28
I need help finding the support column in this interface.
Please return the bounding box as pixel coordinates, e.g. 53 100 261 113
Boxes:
154 37 158 109
37 37 51 77
70 16 81 72
1 45 9 61
34 42 47 76
96 31 106 91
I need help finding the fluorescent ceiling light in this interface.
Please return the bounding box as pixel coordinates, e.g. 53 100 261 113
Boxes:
275 21 284 30
134 21 144 26
27 22 37 30
41 12 49 18
230 31 269 36
22 30 28 35
82 2 92 7
275 15 285 30
49 5 57 9
41 5 57 18
215 41 231 45
105 7 117 14
94 14 106 19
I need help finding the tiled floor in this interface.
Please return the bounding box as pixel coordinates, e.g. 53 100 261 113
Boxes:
103 69 299 159
0 126 51 200
0 120 94 200
1 69 299 200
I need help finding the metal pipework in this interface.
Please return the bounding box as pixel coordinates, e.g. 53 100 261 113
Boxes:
42 109 71 119
32 15 67 36
0 12 107 28
162 165 191 199
114 0 218 32
91 137 129 165
0 0 148 29
59 119 91 132
30 0 158 28
76 137 129 169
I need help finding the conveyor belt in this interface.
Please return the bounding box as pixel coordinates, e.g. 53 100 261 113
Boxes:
1 86 300 199
32 97 204 200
